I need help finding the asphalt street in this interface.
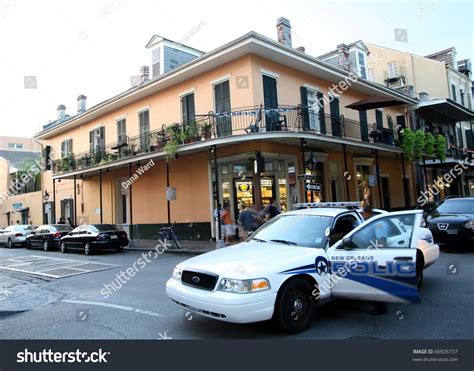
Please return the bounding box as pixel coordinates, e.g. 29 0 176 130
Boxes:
0 245 472 339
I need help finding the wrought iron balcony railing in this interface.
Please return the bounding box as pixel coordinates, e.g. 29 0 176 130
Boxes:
51 105 400 175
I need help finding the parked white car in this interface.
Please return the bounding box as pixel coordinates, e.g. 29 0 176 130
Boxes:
0 225 35 248
166 208 438 333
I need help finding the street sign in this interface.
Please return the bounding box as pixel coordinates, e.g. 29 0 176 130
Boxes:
166 187 176 201
305 183 322 192
297 174 316 181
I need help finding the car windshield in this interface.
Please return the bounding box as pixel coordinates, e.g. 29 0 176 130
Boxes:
92 224 118 232
52 225 73 231
436 200 474 214
250 214 332 248
15 225 34 231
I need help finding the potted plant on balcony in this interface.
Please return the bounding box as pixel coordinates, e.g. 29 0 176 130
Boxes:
185 120 199 143
201 122 212 140
435 134 447 162
424 132 435 157
413 129 426 163
401 128 415 162
164 140 178 162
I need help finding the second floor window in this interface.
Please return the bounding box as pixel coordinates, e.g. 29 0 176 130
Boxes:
367 68 374 82
460 89 465 106
61 139 73 158
181 93 195 123
89 126 105 154
451 84 457 102
117 118 127 143
388 62 398 78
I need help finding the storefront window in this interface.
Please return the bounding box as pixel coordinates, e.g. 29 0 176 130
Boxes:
260 177 274 208
222 181 230 206
278 178 288 211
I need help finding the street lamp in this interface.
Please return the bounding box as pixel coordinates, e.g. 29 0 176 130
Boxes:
43 190 50 202
305 152 317 202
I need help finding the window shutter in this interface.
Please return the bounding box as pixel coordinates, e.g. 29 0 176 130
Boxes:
359 111 369 142
465 129 473 150
61 141 65 158
181 96 187 123
68 139 73 155
188 94 195 122
99 126 105 152
330 97 341 137
375 110 383 130
317 92 326 134
300 86 310 130
89 130 94 154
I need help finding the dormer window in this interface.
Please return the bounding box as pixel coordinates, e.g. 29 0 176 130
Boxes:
357 51 367 79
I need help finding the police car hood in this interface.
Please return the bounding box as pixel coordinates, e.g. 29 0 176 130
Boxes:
177 241 321 278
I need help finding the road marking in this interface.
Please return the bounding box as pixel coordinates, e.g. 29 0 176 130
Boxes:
62 299 163 318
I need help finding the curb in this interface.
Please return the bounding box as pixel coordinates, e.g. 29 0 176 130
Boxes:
124 247 212 255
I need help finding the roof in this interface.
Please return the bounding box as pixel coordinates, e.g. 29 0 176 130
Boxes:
34 32 416 140
317 40 369 60
425 47 457 59
416 98 474 122
0 150 41 169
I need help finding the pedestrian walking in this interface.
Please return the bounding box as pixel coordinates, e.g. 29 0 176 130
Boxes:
213 203 223 240
264 198 281 221
221 204 234 245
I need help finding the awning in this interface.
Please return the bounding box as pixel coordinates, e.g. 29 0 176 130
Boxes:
346 96 409 111
416 99 474 123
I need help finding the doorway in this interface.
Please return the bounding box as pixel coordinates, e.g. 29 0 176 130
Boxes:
381 177 391 211
115 178 129 224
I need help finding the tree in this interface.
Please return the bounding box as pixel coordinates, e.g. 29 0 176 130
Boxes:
401 128 415 162
435 134 447 162
413 129 426 162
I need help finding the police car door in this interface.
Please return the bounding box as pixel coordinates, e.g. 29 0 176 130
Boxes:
327 211 422 304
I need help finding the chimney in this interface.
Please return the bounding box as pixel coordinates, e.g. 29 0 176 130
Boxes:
337 43 351 71
140 66 150 84
77 94 87 113
276 17 292 47
295 46 305 53
419 92 429 101
57 104 66 121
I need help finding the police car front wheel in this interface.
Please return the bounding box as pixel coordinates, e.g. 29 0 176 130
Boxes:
274 278 315 334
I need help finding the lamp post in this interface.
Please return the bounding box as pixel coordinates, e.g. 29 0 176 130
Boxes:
306 152 317 202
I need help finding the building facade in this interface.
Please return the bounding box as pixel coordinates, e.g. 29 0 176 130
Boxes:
35 21 418 241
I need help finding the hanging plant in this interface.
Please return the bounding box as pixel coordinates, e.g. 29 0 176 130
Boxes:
413 129 426 162
424 132 435 157
401 128 415 162
435 134 447 162
164 141 178 162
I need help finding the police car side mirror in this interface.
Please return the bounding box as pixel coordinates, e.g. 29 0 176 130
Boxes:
342 237 353 250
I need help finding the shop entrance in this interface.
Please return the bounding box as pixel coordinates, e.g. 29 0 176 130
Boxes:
233 176 275 213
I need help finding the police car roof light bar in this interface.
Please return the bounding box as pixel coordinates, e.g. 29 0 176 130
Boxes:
293 202 362 209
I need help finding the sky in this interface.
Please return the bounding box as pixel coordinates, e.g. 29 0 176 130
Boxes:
0 0 472 138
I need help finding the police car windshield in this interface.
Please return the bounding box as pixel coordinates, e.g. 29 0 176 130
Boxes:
251 214 332 249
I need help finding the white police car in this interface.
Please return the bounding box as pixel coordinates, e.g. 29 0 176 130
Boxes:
166 204 438 333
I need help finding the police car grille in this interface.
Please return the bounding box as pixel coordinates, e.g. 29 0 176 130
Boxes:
181 271 218 290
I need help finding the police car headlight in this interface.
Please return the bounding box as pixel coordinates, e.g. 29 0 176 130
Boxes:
465 220 474 230
218 278 270 293
172 267 183 280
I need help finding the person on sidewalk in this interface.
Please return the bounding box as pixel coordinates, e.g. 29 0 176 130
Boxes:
213 203 223 241
264 198 281 221
221 204 234 245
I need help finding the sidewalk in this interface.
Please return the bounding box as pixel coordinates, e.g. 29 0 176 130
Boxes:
125 239 218 255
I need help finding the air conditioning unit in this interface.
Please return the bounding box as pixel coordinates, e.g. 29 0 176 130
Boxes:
457 59 472 77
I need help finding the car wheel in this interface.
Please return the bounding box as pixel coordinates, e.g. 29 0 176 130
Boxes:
115 245 123 252
7 238 13 249
26 240 31 249
43 240 49 252
273 278 315 334
60 242 67 253
84 243 92 255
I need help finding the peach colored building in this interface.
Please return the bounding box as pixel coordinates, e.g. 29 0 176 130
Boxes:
35 24 418 241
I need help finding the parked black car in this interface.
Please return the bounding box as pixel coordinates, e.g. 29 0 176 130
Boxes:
26 224 73 251
426 197 474 244
60 224 129 255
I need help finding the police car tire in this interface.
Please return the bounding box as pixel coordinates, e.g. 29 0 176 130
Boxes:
274 278 315 334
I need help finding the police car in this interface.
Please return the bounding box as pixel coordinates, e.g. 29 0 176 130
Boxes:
166 203 439 333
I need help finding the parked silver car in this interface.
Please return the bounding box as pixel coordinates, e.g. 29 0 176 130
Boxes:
0 225 35 248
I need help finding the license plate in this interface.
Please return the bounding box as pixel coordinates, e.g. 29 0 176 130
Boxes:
111 235 118 239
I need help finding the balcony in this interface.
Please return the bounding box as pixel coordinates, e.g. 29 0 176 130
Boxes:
51 105 399 175
384 66 406 88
